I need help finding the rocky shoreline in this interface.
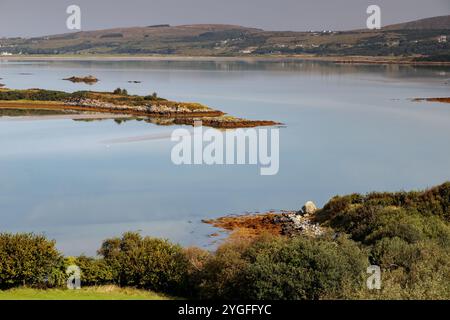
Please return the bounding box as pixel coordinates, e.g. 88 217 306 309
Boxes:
64 98 225 117
203 201 325 240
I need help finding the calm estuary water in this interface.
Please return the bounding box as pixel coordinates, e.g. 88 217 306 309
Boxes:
0 59 449 255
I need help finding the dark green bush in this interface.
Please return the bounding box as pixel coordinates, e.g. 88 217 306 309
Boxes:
242 235 368 300
0 233 65 289
98 232 189 294
196 234 367 300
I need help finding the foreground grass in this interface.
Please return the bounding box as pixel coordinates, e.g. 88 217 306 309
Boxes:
0 285 172 300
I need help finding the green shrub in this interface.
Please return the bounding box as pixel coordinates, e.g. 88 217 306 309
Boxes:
70 255 115 286
319 182 450 226
29 89 70 101
319 198 450 247
366 238 450 299
197 234 368 300
240 235 367 300
195 236 252 299
98 232 189 294
0 233 65 289
0 90 27 100
182 246 211 297
316 181 450 299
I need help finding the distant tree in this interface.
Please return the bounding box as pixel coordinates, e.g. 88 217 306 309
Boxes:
0 233 65 289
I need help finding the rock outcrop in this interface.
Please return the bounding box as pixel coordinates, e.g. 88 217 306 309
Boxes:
273 212 323 237
300 201 318 216
64 98 223 117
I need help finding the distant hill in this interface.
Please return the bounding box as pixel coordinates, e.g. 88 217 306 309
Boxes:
43 24 262 41
384 15 450 30
1 17 449 59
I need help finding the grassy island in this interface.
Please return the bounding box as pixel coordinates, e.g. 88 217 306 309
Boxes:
0 88 279 128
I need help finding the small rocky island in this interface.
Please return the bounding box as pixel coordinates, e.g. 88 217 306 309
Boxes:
0 88 279 128
63 75 99 84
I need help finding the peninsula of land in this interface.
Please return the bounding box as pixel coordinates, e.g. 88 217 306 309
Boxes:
0 88 279 128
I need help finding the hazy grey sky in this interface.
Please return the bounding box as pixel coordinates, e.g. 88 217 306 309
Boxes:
1 0 449 37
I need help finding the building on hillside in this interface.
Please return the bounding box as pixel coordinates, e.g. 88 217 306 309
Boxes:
437 35 447 43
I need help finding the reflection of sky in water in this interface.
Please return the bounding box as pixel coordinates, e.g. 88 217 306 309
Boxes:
0 60 449 255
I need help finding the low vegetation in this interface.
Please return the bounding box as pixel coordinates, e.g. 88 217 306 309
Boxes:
1 182 449 299
0 88 71 101
0 286 169 300
0 88 169 106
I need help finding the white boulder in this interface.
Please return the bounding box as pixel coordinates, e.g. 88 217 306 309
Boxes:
302 201 318 215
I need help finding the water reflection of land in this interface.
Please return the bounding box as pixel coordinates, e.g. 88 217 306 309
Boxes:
0 108 207 126
0 108 133 121
0 107 280 129
3 58 449 80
